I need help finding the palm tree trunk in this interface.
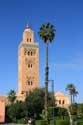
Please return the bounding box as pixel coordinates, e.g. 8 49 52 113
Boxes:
45 42 49 125
73 95 74 104
71 95 73 105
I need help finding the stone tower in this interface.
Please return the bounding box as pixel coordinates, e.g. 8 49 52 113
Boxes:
18 26 39 95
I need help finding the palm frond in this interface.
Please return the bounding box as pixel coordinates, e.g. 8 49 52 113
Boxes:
38 22 56 43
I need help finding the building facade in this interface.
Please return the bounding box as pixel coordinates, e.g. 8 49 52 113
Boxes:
18 26 39 95
55 92 70 108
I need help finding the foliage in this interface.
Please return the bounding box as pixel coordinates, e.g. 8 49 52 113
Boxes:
5 101 28 122
25 88 54 119
6 104 17 122
66 83 78 104
69 103 78 115
35 119 83 125
68 103 83 120
77 103 83 118
7 88 83 124
38 22 56 43
56 119 69 125
50 119 56 125
25 88 45 119
16 118 27 124
40 107 69 122
35 119 70 125
54 107 69 119
50 119 65 125
68 103 83 123
76 121 83 125
40 109 47 120
8 89 16 104
35 120 46 125
6 88 55 122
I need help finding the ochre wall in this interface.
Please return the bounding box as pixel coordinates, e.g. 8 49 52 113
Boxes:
0 100 5 123
55 92 70 108
18 27 39 95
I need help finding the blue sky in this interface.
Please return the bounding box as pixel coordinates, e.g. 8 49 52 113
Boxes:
0 0 83 102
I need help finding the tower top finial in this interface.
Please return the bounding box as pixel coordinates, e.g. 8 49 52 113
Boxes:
26 23 30 29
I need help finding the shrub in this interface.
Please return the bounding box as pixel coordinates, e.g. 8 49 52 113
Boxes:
35 119 70 125
50 119 56 125
16 118 27 124
35 120 45 125
75 121 83 125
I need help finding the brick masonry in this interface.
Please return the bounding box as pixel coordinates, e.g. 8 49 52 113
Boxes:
18 26 39 95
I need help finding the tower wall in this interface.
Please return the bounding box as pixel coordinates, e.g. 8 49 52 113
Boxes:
18 27 39 95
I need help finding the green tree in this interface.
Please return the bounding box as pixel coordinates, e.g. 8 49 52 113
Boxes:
25 88 54 119
6 88 55 123
8 89 16 104
6 101 27 123
6 103 17 122
38 22 56 124
25 88 45 119
77 103 83 118
70 103 78 115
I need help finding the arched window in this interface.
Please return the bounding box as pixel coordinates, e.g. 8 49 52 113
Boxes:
30 38 31 42
28 64 32 68
27 38 28 42
28 51 30 55
31 64 32 67
28 64 30 68
28 81 30 85
21 91 25 94
59 100 61 104
31 81 33 85
31 51 32 56
62 100 65 104
26 81 33 86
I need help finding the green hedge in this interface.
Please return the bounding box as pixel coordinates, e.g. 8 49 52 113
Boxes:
35 120 46 125
35 119 69 125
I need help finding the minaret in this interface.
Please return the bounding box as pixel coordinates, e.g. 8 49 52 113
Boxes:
18 26 39 95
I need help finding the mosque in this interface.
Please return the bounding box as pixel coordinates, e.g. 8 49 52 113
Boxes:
0 26 69 122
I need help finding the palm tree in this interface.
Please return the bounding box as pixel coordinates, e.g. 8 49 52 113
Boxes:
72 88 78 103
8 89 16 104
38 22 56 124
66 84 75 105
